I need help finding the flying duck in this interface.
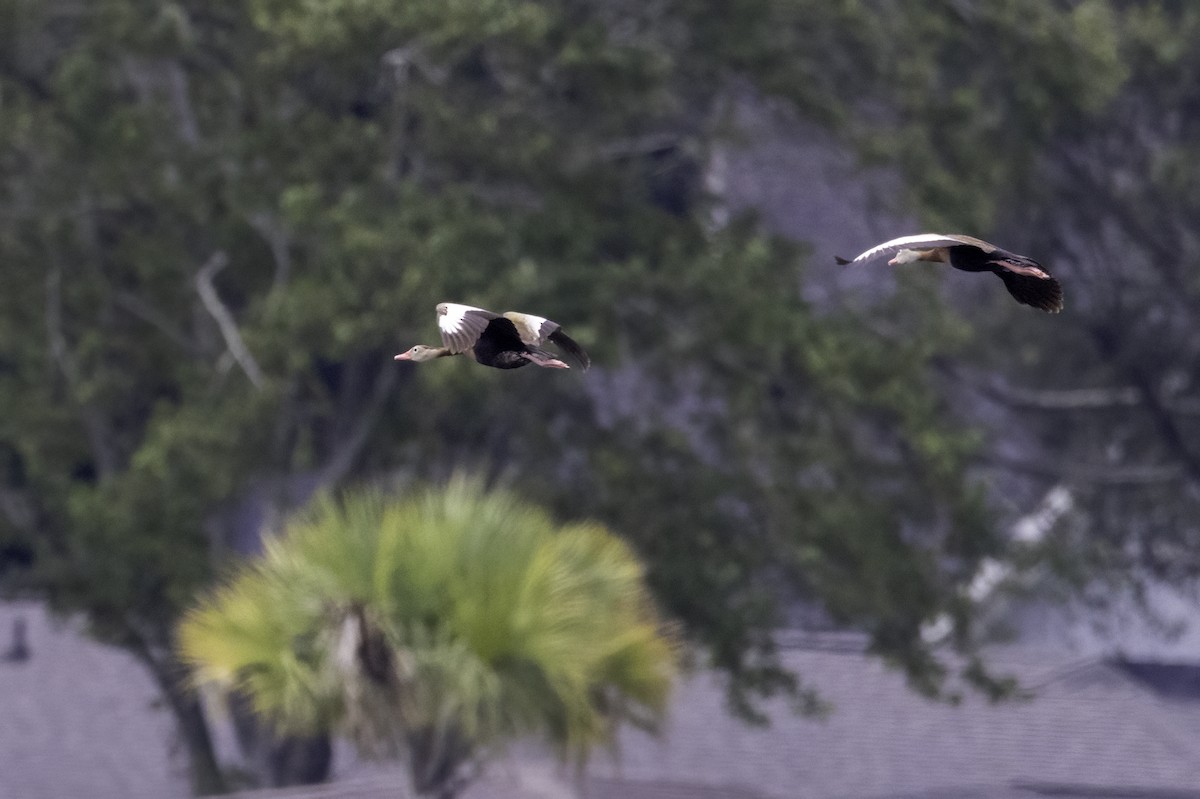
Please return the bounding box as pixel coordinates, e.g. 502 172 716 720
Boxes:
394 303 591 370
835 234 1063 313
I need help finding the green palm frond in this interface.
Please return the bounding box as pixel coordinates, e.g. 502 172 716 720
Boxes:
179 474 677 793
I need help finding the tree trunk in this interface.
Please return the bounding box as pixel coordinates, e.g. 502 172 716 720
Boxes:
230 690 333 788
141 647 229 795
408 724 473 799
269 734 333 787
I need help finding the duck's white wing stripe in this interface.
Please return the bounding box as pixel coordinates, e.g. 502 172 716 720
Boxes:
842 234 987 265
502 311 558 346
437 303 497 353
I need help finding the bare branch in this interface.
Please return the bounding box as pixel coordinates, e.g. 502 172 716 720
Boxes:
0 487 38 535
976 380 1141 411
247 212 293 295
166 60 201 147
982 453 1183 487
382 45 450 85
461 181 544 211
569 132 684 171
1124 360 1200 484
122 56 201 147
46 267 120 478
317 365 399 487
45 269 77 379
1053 146 1200 317
194 252 265 389
112 290 195 351
943 365 1200 416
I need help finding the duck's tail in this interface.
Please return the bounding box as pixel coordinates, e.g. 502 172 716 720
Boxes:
549 330 591 371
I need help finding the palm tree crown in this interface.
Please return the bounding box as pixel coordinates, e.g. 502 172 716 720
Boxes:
179 475 676 797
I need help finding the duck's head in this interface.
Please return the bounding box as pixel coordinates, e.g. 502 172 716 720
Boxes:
394 345 450 363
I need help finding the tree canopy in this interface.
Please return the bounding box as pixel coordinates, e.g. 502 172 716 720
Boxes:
3 0 1199 792
866 2 1200 611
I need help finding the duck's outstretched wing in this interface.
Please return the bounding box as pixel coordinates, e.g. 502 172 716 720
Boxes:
503 311 591 371
437 302 499 354
834 234 996 265
996 270 1064 313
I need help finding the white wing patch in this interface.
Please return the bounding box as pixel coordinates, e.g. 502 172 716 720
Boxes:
437 303 497 354
503 311 558 346
841 234 992 265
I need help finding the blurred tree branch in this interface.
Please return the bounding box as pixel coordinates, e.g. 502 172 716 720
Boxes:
195 251 265 389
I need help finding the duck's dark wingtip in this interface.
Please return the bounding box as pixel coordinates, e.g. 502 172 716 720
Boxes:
834 256 852 265
548 329 591 372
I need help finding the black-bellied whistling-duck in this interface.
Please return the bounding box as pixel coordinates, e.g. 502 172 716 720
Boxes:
394 303 591 371
835 234 1063 313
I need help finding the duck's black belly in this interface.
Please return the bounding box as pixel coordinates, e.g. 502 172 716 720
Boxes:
471 318 531 369
946 245 996 273
473 349 529 369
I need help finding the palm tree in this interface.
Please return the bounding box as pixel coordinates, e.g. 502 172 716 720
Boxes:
178 475 677 798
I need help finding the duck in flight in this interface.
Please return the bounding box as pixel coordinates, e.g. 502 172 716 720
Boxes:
395 303 591 370
835 234 1063 313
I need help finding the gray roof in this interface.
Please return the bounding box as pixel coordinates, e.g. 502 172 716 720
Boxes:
225 772 773 799
0 600 189 799
585 777 770 799
586 644 1200 799
9 595 1200 799
252 644 1200 799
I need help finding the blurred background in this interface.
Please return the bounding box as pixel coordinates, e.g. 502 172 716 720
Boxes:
3 1 1200 797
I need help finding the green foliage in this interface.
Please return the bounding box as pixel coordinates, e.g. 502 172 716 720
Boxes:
859 2 1200 619
1 0 1139 788
858 0 1128 231
180 477 676 795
